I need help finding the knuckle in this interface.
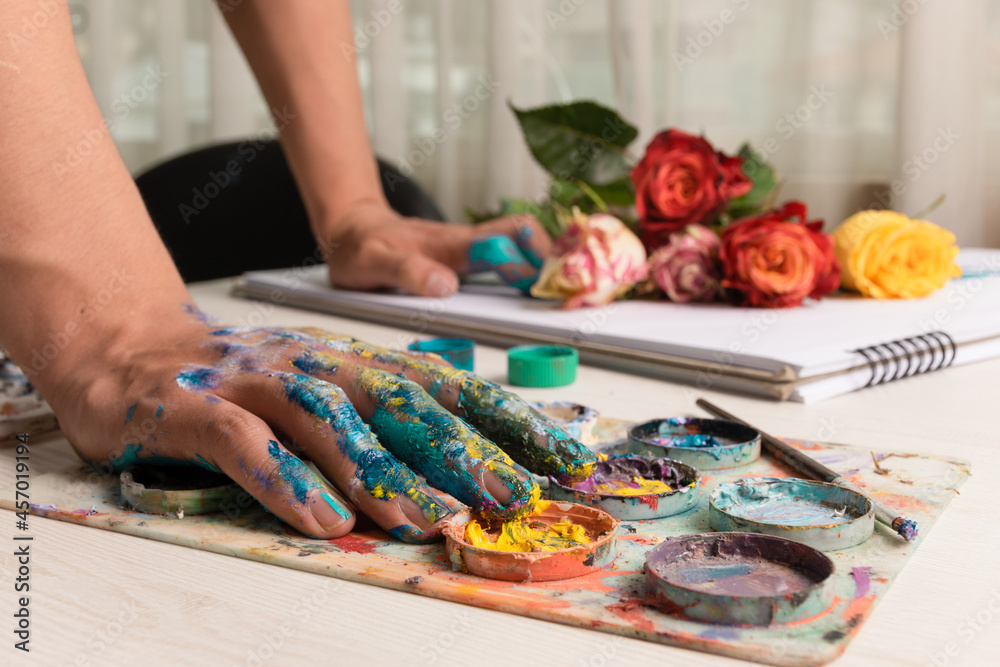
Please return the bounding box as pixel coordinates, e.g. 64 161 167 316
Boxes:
204 409 263 458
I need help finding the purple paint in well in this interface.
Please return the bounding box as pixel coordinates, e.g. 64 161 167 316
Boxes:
646 532 836 626
570 456 691 494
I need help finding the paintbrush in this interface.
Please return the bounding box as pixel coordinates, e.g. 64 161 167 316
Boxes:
695 398 918 542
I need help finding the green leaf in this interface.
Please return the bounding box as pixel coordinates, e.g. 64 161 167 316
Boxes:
725 143 777 221
467 197 565 240
510 100 639 186
588 177 635 207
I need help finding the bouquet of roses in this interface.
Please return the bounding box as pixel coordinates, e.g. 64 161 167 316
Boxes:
471 100 960 309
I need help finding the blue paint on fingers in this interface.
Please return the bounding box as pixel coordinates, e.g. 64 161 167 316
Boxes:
468 235 539 293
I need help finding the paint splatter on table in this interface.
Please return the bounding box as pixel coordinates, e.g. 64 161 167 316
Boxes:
0 419 969 666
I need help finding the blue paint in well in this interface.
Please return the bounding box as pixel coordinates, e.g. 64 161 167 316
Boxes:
408 338 475 371
124 403 137 424
712 478 856 527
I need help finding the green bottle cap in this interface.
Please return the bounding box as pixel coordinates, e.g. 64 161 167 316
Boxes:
507 345 578 387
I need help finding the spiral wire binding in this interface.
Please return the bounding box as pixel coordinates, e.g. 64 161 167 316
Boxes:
854 331 957 388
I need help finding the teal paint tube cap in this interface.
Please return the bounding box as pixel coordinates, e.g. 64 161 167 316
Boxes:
507 345 578 387
409 338 475 371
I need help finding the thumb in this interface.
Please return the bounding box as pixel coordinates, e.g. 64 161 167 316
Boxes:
395 251 461 297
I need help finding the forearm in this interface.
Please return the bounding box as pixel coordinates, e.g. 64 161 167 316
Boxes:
218 0 388 245
0 2 190 400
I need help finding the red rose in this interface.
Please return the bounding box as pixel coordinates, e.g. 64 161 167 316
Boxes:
631 129 752 249
720 201 840 308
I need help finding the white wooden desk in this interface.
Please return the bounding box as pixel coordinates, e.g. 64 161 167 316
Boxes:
2 278 999 667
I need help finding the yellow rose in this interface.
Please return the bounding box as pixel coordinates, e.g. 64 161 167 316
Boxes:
832 210 961 299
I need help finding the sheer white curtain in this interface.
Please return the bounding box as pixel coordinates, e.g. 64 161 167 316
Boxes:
72 0 1000 246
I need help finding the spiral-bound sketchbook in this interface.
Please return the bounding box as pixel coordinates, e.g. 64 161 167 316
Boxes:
233 249 1000 403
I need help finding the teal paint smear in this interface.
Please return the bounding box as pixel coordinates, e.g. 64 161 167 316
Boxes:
155 405 164 419
468 235 537 292
321 491 352 521
266 439 316 503
176 367 219 392
362 369 537 520
124 403 137 424
108 443 143 471
278 372 451 534
296 345 594 485
193 454 221 473
454 374 596 482
515 224 545 269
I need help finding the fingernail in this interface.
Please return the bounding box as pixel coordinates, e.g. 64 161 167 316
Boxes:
309 488 352 529
425 271 458 297
398 491 452 530
482 460 536 508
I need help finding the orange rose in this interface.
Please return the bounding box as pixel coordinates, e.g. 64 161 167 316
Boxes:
720 201 840 308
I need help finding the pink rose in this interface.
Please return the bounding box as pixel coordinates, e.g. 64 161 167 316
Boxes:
530 210 649 309
648 225 722 303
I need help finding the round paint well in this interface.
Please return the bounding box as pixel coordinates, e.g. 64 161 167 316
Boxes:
546 455 700 520
531 401 600 446
120 466 242 517
646 532 836 626
709 477 875 551
408 338 475 371
443 501 618 582
628 417 761 470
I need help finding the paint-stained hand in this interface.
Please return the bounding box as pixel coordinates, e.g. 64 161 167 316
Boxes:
321 202 550 297
53 317 595 544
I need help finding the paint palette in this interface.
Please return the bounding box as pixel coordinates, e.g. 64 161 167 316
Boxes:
546 455 700 520
646 532 836 626
627 417 762 470
119 465 243 517
710 477 875 551
531 401 600 446
443 501 618 582
5 420 970 666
